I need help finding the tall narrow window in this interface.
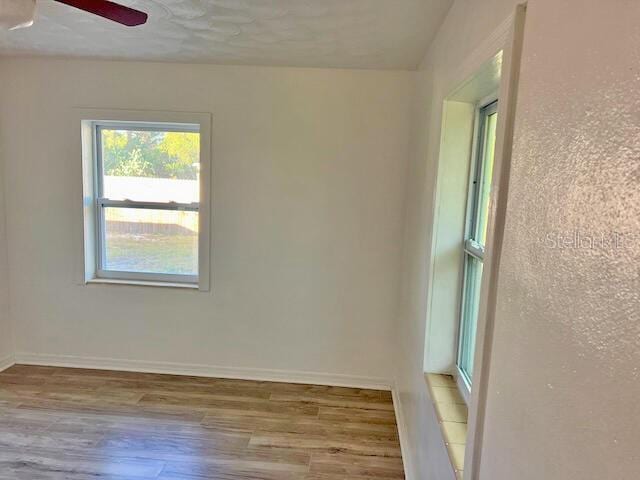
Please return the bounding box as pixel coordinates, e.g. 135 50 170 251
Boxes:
94 122 201 284
457 100 498 387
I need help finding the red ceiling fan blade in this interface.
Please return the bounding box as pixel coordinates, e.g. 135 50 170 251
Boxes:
53 0 148 27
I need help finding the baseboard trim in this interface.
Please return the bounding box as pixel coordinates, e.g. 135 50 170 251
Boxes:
0 354 15 373
13 352 391 391
392 385 414 480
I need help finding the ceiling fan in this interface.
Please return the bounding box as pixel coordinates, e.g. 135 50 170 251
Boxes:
0 0 148 30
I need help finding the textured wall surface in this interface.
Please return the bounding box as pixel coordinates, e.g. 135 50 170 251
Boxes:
0 57 412 384
479 0 640 478
0 0 452 69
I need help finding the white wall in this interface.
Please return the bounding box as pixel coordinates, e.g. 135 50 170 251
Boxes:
395 0 640 479
0 57 413 386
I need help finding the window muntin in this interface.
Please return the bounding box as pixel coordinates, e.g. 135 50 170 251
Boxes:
94 123 200 284
457 100 498 386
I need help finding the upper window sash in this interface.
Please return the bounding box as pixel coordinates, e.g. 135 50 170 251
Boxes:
467 100 498 248
94 123 201 205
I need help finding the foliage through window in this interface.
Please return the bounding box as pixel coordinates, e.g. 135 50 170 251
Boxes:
102 129 200 179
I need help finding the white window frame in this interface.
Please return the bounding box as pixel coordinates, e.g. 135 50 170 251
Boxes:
455 98 498 399
74 109 212 291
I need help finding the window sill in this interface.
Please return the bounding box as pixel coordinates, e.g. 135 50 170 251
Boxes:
425 373 468 480
86 278 199 290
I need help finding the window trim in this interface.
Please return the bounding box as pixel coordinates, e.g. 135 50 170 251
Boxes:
74 109 212 291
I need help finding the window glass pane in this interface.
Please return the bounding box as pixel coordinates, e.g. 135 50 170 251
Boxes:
458 255 484 383
103 207 198 276
100 129 199 203
475 110 497 245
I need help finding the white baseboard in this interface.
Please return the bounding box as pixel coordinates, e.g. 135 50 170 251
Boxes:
0 354 15 373
392 385 414 480
13 352 391 391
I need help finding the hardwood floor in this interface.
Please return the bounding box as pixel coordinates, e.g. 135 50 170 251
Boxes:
0 365 404 479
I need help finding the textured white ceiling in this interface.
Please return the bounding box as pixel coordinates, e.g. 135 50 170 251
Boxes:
0 0 452 69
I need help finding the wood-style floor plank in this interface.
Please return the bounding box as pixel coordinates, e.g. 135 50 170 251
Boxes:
0 365 404 479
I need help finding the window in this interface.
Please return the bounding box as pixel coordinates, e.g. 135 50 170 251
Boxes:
457 100 498 387
79 111 211 289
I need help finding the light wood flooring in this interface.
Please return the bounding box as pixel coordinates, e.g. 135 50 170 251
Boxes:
0 364 404 479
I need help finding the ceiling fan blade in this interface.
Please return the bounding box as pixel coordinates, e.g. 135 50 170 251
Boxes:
53 0 147 26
